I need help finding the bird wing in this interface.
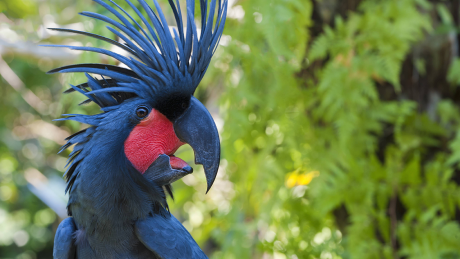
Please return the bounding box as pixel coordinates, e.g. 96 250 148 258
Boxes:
134 212 208 259
53 217 76 259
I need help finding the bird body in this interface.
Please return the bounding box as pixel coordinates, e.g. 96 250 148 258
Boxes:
54 212 207 258
47 0 227 258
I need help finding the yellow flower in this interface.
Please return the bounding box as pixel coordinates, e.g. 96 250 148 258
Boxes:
286 170 319 188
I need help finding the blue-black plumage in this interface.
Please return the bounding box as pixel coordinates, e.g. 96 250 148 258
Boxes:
46 0 227 258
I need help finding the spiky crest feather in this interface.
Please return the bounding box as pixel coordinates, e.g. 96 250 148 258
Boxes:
46 0 227 103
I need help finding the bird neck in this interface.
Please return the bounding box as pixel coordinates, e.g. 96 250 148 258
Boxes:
68 125 168 228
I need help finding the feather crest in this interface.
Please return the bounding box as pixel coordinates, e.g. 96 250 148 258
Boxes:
44 0 228 107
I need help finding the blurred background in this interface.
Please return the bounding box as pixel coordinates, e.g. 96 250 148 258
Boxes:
1 0 460 258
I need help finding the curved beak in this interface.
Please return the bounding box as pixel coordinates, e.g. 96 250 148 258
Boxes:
173 97 220 192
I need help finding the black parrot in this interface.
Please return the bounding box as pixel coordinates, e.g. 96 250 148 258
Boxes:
46 0 227 258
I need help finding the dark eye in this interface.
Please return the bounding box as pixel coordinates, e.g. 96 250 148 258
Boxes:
136 106 149 118
181 102 187 109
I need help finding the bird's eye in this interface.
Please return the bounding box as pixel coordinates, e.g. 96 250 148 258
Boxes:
181 102 187 109
136 106 149 118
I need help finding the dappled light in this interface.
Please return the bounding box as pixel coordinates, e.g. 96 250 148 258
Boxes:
1 0 460 258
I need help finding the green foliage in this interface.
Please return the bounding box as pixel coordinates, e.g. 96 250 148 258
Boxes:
448 59 460 86
204 0 460 258
0 0 37 19
2 0 460 258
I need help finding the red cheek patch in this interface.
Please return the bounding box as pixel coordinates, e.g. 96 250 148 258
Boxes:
124 109 185 174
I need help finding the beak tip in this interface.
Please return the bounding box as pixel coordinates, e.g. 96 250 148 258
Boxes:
205 179 215 194
203 162 219 194
183 165 193 174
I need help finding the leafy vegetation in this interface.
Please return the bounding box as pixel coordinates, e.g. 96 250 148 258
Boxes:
1 0 460 258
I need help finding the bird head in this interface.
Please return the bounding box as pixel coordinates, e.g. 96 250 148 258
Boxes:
46 0 227 194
